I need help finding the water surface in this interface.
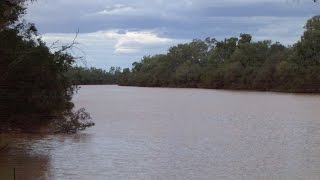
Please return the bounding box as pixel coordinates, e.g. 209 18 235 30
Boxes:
1 85 320 179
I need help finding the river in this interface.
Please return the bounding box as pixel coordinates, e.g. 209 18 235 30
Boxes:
1 85 320 179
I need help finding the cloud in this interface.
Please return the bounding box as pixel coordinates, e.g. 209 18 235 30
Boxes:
42 30 175 54
24 0 319 68
111 31 173 54
41 30 185 68
90 4 137 16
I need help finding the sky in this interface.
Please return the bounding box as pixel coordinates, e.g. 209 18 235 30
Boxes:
25 0 319 69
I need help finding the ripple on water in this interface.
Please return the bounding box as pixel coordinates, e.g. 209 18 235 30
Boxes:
2 85 320 180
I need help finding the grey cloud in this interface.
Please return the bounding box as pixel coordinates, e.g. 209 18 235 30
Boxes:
24 0 319 68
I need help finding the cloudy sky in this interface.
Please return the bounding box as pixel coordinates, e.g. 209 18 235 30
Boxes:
25 0 319 69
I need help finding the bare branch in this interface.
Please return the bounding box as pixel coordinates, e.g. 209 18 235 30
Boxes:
58 29 80 53
49 40 60 50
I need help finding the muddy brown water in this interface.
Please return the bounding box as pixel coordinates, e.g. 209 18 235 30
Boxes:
1 85 320 180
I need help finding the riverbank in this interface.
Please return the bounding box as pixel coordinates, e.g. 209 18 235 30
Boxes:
116 84 320 94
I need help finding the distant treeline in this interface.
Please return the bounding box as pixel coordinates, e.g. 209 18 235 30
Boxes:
69 16 320 93
115 16 320 93
66 66 121 85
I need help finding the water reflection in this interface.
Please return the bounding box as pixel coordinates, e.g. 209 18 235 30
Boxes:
0 133 93 180
0 134 51 180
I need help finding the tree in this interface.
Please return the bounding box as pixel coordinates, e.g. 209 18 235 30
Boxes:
294 16 320 66
0 0 94 133
289 16 320 92
175 61 202 87
238 33 252 45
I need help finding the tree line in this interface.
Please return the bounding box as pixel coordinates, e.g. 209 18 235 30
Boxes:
66 66 122 85
115 16 320 93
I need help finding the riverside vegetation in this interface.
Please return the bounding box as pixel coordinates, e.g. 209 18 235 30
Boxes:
73 16 320 93
0 0 94 133
116 16 320 93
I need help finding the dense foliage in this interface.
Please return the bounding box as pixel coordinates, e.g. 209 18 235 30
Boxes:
0 0 94 133
66 66 121 85
117 16 320 93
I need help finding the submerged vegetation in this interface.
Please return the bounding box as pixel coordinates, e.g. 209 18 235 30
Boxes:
116 16 320 93
0 0 94 133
